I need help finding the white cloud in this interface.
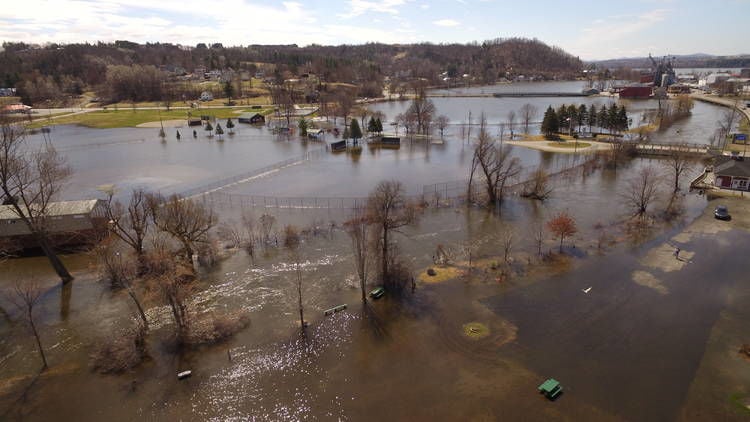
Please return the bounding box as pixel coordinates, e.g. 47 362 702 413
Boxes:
337 0 410 19
433 19 460 27
570 8 670 59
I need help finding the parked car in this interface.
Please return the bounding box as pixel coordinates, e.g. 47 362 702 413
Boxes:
714 205 731 220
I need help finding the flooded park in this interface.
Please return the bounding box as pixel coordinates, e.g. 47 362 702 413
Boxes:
2 81 750 421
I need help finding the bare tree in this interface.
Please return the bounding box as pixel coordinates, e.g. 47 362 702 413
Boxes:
506 110 516 138
663 147 694 193
156 272 193 342
623 166 661 217
283 225 305 329
241 211 257 259
406 90 436 135
149 194 217 265
7 281 48 369
270 83 296 129
531 222 545 257
519 103 538 134
471 116 522 206
502 230 514 264
0 119 73 283
520 167 553 200
259 213 276 246
717 103 740 149
103 188 151 273
344 207 370 302
94 238 149 329
435 115 449 137
367 180 417 288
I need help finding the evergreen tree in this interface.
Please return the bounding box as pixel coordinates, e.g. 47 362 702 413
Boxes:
176 130 181 140
567 104 579 132
350 118 363 141
541 106 559 138
367 116 377 133
375 118 383 134
298 117 308 136
617 106 629 133
608 104 619 134
215 123 224 140
588 104 597 131
205 121 214 137
598 106 608 133
226 118 235 133
557 104 569 130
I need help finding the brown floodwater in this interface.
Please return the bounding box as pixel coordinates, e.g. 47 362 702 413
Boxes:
1 86 745 421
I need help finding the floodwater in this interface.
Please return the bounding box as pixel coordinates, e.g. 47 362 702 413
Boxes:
2 84 747 421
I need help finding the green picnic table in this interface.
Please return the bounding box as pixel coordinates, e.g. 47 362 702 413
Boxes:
538 378 563 400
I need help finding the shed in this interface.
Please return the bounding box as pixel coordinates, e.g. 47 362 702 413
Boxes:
0 199 108 249
330 140 347 152
238 113 265 125
714 156 750 191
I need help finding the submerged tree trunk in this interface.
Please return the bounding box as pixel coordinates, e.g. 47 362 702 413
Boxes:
36 234 73 284
126 288 149 330
28 314 48 370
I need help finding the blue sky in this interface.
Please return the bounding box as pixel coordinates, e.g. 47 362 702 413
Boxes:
1 0 748 60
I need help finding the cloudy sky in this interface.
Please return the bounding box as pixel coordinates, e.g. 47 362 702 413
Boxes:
1 0 748 60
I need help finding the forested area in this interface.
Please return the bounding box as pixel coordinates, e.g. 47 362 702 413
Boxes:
1 38 583 106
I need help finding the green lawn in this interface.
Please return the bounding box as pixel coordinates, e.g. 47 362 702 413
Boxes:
547 141 591 149
32 108 271 129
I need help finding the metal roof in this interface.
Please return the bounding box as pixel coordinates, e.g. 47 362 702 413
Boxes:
0 199 101 220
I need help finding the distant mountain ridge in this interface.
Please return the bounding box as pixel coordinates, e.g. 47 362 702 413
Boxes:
591 53 750 69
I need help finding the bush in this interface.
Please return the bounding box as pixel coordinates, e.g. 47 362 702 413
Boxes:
91 322 146 374
186 312 251 346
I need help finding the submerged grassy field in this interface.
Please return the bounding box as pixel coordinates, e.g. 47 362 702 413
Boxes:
32 107 271 129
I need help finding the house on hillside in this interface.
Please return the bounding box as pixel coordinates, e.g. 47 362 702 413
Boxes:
238 113 265 124
199 91 214 101
714 156 750 191
0 199 107 250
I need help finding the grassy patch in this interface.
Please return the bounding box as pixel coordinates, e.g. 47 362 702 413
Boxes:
729 392 750 415
417 265 464 283
462 322 490 340
34 108 271 129
546 141 591 149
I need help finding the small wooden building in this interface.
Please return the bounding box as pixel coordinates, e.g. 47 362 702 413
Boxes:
238 113 266 125
330 140 347 152
714 156 750 191
0 199 107 250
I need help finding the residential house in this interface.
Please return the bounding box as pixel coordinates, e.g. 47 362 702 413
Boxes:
714 156 750 191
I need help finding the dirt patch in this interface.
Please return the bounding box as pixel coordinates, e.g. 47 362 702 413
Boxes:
632 270 668 295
